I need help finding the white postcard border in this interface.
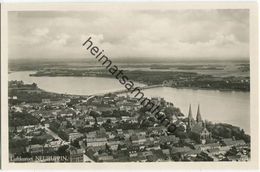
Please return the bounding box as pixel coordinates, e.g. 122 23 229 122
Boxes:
1 2 259 170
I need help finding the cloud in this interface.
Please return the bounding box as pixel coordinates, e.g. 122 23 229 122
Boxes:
32 28 49 37
8 10 249 61
50 33 70 46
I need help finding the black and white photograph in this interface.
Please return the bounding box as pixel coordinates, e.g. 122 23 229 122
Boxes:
1 2 259 170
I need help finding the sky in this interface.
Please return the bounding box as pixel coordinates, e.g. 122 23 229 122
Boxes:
8 9 249 61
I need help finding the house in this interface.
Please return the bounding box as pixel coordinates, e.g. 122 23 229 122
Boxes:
24 125 39 132
10 106 23 112
60 121 68 128
116 129 123 135
136 131 146 136
194 143 220 151
196 151 214 161
71 119 85 128
86 131 97 139
37 133 54 142
129 153 146 162
16 126 24 132
58 109 75 118
221 138 246 148
64 129 84 141
43 144 57 153
51 99 67 107
141 151 153 157
153 149 168 161
86 137 107 147
129 117 138 123
207 148 221 156
68 132 84 141
185 149 201 158
159 135 180 145
46 140 62 151
96 117 105 125
106 132 116 139
96 128 107 137
182 138 196 147
226 153 249 161
67 146 84 162
103 117 117 124
190 124 211 144
42 99 51 104
97 154 114 162
107 141 120 150
128 151 138 158
77 140 87 150
147 127 167 136
171 146 192 155
121 116 130 122
130 135 146 145
127 145 140 152
26 144 43 154
146 154 158 162
145 143 161 151
162 149 170 156
85 116 95 125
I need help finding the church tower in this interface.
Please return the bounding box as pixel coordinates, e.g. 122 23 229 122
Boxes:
196 104 203 126
188 104 195 129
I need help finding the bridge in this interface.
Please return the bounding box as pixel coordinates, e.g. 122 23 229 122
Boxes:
93 84 164 96
62 84 165 99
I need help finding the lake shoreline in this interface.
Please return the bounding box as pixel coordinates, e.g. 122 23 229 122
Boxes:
25 72 250 93
8 71 250 133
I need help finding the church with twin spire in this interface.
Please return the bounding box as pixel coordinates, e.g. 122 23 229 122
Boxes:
187 104 211 144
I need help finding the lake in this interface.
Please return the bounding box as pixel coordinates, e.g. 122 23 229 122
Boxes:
9 71 250 133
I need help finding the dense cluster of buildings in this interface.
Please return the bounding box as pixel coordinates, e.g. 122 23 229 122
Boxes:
9 80 250 162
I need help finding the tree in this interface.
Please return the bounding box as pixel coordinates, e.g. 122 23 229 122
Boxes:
106 119 111 124
71 139 80 148
171 153 182 161
57 145 69 156
30 137 47 145
225 146 238 156
66 121 73 128
9 138 29 149
141 119 153 128
32 83 37 89
167 123 177 133
89 110 100 118
9 112 39 127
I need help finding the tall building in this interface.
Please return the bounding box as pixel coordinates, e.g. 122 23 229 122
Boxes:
188 104 195 129
196 104 203 126
187 104 211 144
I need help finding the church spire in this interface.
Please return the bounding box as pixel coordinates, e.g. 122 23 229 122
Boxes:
196 104 202 122
188 104 193 119
188 104 195 129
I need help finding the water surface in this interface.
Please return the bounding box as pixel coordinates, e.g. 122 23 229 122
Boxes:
9 71 250 133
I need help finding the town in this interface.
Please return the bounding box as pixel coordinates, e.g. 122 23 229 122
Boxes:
9 80 250 162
